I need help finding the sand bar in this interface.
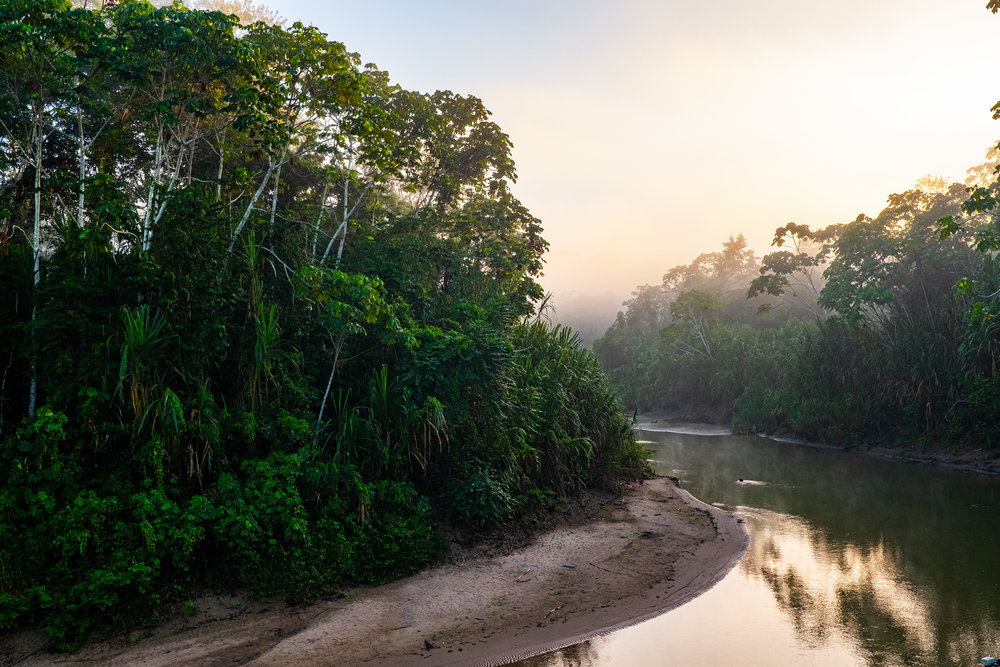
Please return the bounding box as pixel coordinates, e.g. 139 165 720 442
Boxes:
9 477 747 666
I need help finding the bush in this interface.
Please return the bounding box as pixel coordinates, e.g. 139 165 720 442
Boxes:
448 462 517 527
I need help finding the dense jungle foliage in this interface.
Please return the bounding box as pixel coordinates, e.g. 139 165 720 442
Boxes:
0 0 646 649
597 3 1000 446
596 165 1000 445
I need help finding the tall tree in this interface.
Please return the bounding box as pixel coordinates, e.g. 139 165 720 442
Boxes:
749 222 838 318
0 0 86 414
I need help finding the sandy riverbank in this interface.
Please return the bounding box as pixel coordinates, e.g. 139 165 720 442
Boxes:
6 477 747 666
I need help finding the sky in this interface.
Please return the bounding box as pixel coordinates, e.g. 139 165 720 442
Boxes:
273 0 1000 315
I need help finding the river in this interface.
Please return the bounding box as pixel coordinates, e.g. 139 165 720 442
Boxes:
515 428 1000 666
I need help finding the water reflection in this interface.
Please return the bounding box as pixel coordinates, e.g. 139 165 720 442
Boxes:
521 641 602 667
515 431 1000 666
741 507 934 664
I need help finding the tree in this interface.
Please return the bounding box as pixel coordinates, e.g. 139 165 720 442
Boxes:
188 0 282 24
0 0 88 415
667 289 721 358
113 3 250 254
749 222 837 318
293 265 413 438
222 20 366 264
0 3 647 648
383 89 516 214
137 0 282 24
821 184 971 330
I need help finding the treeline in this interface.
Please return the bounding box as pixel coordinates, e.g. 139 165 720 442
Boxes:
0 0 644 649
595 166 1000 444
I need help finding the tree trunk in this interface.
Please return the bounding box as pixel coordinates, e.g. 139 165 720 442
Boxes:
224 156 279 265
28 104 43 417
142 119 165 253
215 127 226 202
311 182 329 259
76 96 86 230
267 161 282 237
313 337 344 446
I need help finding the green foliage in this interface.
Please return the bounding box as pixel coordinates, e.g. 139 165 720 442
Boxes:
595 235 786 412
599 164 1000 447
747 222 835 318
0 0 637 650
350 480 445 583
448 461 517 527
211 454 311 591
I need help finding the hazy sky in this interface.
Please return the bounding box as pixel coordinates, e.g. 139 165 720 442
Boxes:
275 0 1000 304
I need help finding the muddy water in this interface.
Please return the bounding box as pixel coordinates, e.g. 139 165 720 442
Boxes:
516 430 1000 666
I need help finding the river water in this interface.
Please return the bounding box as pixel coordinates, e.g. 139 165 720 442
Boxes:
516 429 1000 666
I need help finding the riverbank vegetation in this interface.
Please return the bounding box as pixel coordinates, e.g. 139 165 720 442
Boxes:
0 0 645 650
596 163 1000 445
596 0 1000 444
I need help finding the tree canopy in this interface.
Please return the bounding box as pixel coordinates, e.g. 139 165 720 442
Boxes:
596 149 1000 442
0 0 644 649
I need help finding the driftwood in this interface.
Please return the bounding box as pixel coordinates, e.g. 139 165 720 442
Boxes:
544 604 564 619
